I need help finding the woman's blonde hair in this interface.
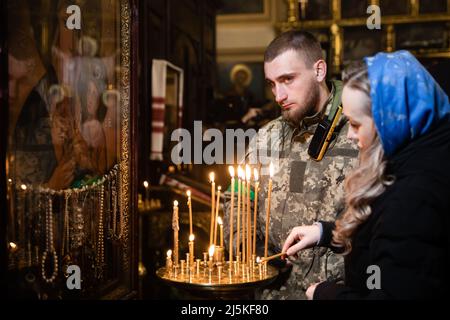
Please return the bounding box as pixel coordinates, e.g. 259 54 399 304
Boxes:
332 62 394 254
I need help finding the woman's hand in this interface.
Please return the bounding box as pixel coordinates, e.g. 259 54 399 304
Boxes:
306 282 320 300
282 224 321 258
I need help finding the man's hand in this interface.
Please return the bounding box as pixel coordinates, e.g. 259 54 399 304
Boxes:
282 224 321 258
306 282 320 300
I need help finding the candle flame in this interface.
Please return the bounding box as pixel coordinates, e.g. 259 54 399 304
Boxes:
245 164 251 181
173 200 178 207
217 186 221 191
209 172 215 183
228 166 235 177
256 256 261 263
208 245 215 257
167 249 172 258
9 242 17 250
186 190 191 197
143 181 149 188
269 162 274 177
238 166 244 179
217 216 223 225
20 184 27 190
8 178 12 183
189 234 195 241
254 168 259 181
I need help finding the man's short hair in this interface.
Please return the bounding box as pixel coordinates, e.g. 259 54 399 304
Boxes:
264 30 323 68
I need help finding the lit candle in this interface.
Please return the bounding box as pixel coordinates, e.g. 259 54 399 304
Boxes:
253 168 259 256
236 166 242 263
166 250 173 270
246 164 251 264
208 245 215 270
256 256 262 279
143 181 150 209
186 190 193 235
172 200 179 265
228 166 235 264
188 234 195 266
213 186 221 246
264 162 274 258
209 173 215 246
217 216 224 247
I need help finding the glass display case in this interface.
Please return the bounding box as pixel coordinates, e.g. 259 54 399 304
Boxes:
4 0 137 299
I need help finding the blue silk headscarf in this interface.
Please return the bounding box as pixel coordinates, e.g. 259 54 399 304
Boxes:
364 50 450 157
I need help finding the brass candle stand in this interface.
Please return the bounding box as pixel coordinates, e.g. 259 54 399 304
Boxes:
156 252 278 297
157 164 279 298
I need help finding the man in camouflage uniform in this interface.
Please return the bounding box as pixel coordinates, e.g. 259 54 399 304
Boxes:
223 31 358 299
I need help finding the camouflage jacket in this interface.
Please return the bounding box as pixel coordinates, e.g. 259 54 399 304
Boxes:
224 80 359 299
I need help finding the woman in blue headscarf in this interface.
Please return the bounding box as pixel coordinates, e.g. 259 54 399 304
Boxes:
282 50 450 299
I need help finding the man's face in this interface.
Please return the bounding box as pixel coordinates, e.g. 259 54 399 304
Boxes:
265 50 320 126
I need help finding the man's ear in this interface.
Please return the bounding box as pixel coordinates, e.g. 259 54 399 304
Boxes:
314 59 327 82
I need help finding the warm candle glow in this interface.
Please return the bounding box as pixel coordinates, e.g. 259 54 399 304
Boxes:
188 234 195 266
217 216 223 226
229 166 235 177
186 190 191 197
173 200 178 207
143 181 149 188
20 184 27 190
245 164 251 181
209 172 215 183
254 168 259 181
238 166 244 179
256 256 260 263
167 249 172 258
269 162 274 177
209 245 215 258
